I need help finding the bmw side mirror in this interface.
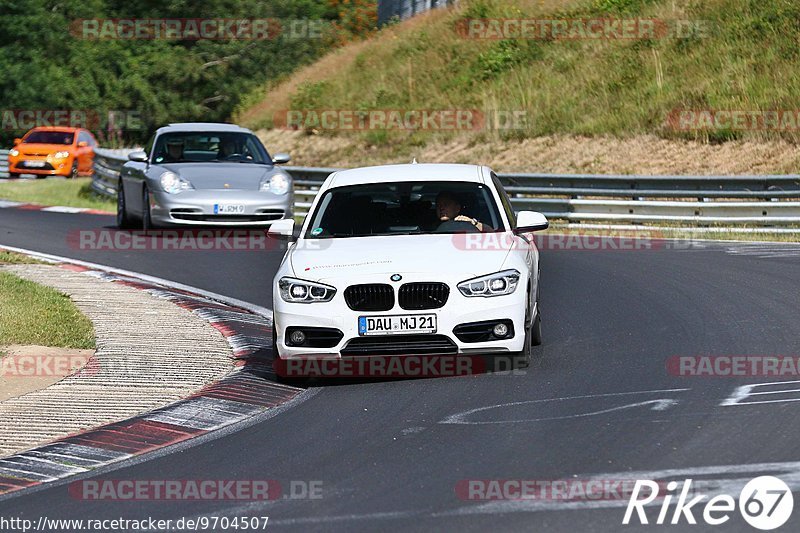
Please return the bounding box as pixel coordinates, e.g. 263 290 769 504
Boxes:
272 153 291 165
269 218 295 240
513 211 549 234
13 138 21 145
128 151 148 163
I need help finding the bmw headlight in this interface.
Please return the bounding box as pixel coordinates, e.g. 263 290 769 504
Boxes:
279 277 336 303
458 269 520 297
261 173 290 195
52 151 70 159
9 149 19 157
160 171 193 194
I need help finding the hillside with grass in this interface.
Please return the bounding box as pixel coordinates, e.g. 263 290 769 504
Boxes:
237 0 800 173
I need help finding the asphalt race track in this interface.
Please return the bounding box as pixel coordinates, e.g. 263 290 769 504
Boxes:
2 207 800 531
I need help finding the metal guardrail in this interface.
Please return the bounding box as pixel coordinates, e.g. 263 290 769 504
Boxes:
286 167 800 227
89 152 800 228
91 148 131 197
378 0 454 25
0 150 8 178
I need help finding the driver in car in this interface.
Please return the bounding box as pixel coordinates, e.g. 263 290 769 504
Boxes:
218 138 238 159
435 191 493 232
163 140 185 162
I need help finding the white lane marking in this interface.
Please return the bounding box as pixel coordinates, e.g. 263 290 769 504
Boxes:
0 244 272 317
442 461 800 516
725 244 800 258
193 461 800 525
266 511 420 526
444 400 680 425
39 206 89 214
721 380 800 406
440 389 689 425
0 200 24 208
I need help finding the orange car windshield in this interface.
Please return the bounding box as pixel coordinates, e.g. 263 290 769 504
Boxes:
24 131 74 145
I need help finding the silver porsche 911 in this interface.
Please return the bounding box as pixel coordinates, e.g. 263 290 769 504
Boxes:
116 123 294 229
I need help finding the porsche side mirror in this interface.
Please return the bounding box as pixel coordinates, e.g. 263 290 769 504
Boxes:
272 153 291 165
128 151 148 163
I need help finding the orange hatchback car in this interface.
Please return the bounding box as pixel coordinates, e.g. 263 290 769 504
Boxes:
8 127 97 178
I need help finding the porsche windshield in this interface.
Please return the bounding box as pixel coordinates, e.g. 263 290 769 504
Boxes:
151 132 271 164
304 181 504 238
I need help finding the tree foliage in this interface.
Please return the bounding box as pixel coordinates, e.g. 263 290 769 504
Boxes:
0 0 377 145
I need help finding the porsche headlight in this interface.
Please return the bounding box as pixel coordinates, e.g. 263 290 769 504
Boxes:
9 148 19 157
160 171 193 194
458 269 520 297
261 174 290 195
279 277 336 303
53 151 70 159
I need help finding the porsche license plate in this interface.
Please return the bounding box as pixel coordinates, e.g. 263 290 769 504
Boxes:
214 204 245 215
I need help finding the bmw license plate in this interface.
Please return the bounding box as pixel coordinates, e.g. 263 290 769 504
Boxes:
214 204 245 215
358 314 437 336
25 160 46 168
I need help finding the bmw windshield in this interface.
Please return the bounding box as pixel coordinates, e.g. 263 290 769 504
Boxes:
304 181 504 238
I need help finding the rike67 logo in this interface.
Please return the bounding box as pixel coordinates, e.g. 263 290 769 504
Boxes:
624 476 793 530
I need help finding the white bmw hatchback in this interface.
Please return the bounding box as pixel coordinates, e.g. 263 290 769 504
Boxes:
270 163 548 370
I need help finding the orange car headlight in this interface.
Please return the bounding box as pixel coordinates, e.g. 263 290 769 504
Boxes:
53 151 71 159
9 148 19 157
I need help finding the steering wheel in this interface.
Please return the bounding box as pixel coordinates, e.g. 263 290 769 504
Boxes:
222 153 245 161
434 220 480 233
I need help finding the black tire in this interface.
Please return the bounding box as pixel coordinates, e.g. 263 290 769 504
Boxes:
116 184 134 229
141 186 153 231
8 173 21 179
531 310 543 346
514 288 541 368
69 162 78 179
517 317 532 368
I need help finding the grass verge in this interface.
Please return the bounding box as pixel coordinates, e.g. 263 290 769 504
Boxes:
0 178 114 211
0 253 95 350
0 250 43 265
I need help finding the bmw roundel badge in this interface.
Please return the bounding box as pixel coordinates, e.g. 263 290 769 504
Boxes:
391 274 402 282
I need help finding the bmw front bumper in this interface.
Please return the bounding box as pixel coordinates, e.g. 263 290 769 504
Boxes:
273 273 529 359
